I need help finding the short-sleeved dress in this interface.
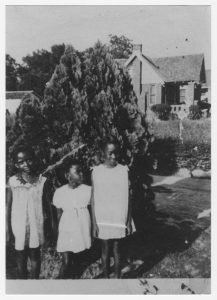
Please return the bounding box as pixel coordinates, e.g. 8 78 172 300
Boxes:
53 184 91 253
92 164 134 240
8 175 46 251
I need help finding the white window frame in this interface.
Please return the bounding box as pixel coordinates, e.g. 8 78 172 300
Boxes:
150 84 156 105
180 86 187 103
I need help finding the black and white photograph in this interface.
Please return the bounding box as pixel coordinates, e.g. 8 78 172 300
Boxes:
2 1 213 295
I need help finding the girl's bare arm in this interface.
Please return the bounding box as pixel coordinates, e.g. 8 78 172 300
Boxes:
6 187 13 242
126 178 132 234
57 208 63 225
90 174 98 237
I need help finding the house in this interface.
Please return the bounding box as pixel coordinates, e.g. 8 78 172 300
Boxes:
201 69 211 103
6 90 38 114
116 44 208 113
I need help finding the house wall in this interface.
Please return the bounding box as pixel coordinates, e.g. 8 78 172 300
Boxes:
141 60 164 85
165 82 196 105
138 83 163 112
186 82 195 104
127 57 142 99
156 84 162 105
127 55 164 112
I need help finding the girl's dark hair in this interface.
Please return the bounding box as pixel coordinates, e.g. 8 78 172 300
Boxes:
64 159 83 174
102 136 120 152
11 145 35 163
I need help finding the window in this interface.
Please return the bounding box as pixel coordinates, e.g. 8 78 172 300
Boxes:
180 87 186 103
150 85 156 105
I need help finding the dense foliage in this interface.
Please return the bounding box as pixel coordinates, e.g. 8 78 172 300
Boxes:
108 34 133 59
7 43 153 222
6 54 20 91
6 44 65 96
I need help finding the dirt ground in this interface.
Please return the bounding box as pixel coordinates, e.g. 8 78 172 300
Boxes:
6 175 211 279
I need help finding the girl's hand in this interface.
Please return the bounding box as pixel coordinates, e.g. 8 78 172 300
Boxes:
126 221 132 236
6 231 10 245
92 223 99 238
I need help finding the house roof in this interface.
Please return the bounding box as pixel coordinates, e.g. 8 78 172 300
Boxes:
6 90 35 100
122 52 205 83
151 54 205 83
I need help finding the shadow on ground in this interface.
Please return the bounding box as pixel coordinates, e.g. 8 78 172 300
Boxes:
6 175 211 279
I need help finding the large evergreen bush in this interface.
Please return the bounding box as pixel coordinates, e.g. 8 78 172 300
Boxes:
6 42 154 229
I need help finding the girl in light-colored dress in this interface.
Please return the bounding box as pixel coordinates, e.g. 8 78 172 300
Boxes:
53 161 91 279
91 137 135 278
6 147 52 279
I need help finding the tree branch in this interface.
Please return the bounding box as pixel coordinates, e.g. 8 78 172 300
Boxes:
42 143 86 175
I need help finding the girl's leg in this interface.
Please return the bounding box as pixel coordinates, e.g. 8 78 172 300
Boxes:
101 240 110 278
59 252 71 279
113 240 121 278
29 247 41 279
16 249 28 279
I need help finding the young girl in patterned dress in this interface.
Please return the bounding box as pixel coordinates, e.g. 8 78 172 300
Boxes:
91 137 134 278
6 146 52 279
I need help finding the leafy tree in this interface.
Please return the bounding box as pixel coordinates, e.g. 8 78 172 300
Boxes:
108 34 133 59
6 93 49 178
6 54 19 91
18 44 65 95
7 41 154 230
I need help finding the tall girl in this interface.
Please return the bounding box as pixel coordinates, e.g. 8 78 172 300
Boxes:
91 137 134 278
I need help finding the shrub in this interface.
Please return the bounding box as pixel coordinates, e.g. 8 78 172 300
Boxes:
197 100 211 111
6 42 154 231
151 119 211 173
151 104 171 120
188 105 201 120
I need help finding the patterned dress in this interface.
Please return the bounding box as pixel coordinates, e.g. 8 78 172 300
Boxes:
8 175 46 250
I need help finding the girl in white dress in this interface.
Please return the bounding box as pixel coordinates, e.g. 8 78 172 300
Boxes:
53 161 91 279
91 137 134 278
6 146 52 279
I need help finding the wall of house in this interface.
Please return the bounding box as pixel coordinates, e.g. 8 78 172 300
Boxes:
186 82 195 104
127 57 142 99
138 83 163 112
165 82 196 105
141 60 164 85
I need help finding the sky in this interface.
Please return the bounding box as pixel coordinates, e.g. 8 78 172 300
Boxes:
6 5 211 68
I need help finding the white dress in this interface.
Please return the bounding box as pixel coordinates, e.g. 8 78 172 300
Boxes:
8 175 46 251
92 164 132 240
53 184 91 253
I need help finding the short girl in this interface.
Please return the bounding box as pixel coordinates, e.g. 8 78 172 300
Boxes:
6 146 53 279
91 137 134 278
53 161 91 279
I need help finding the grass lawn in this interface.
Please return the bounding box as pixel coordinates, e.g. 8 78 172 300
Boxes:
152 118 211 145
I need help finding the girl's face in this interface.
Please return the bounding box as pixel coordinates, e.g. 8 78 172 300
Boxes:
66 165 83 188
104 143 118 167
15 152 34 174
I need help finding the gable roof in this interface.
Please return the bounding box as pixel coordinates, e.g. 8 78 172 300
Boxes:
122 52 205 83
151 54 204 82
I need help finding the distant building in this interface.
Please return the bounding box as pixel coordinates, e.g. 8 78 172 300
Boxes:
116 44 209 112
6 91 38 114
